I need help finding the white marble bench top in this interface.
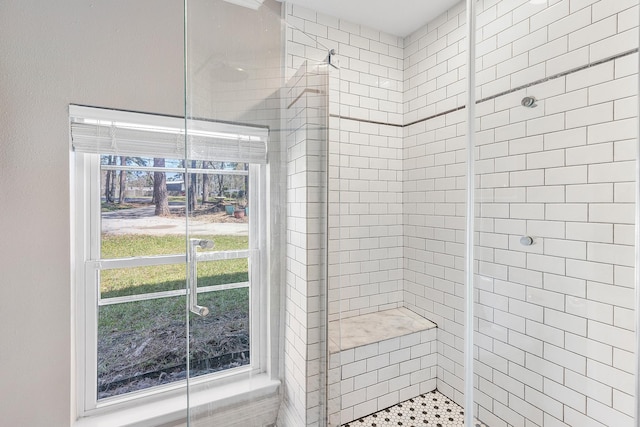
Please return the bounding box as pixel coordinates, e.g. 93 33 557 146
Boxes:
328 307 437 353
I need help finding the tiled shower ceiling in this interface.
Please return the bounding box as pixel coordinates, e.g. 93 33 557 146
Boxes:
280 0 461 37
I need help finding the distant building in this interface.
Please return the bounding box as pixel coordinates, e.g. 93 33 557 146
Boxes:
166 181 185 194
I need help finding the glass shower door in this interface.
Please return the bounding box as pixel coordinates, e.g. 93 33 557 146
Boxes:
183 1 280 424
70 106 193 420
184 0 332 425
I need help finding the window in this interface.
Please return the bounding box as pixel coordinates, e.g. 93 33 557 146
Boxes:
71 105 269 415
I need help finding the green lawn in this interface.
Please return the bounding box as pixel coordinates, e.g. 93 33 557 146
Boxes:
100 234 249 298
101 202 142 212
101 234 248 257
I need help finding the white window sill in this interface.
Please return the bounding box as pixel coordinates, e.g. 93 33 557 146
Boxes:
74 375 280 427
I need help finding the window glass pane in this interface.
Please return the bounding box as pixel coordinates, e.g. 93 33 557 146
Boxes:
184 161 250 221
191 235 248 251
99 258 248 300
100 159 249 259
101 235 187 259
197 259 249 287
188 288 250 378
97 289 251 400
99 156 186 211
100 265 186 298
98 297 186 399
100 156 188 259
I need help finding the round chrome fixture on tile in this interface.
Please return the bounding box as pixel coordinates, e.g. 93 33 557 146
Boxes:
521 96 537 108
520 236 534 246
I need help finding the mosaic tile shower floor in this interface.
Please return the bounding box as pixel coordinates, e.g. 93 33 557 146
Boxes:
342 390 488 427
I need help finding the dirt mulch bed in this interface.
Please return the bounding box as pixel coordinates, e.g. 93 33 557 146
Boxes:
97 310 249 399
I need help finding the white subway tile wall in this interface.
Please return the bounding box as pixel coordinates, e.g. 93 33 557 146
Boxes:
286 3 404 126
327 116 405 320
286 3 407 322
404 1 638 427
329 328 438 425
286 0 639 426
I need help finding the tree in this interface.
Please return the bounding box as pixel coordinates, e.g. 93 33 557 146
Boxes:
201 161 210 205
153 158 170 216
243 162 249 201
104 155 116 203
188 160 197 212
118 156 127 204
212 162 225 197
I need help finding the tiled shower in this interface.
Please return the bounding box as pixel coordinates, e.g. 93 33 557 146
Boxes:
283 0 639 426
5 0 634 425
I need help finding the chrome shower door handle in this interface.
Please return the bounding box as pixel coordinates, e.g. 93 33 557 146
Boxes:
189 239 214 316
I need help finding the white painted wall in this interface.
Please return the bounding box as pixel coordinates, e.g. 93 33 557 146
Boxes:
0 1 183 425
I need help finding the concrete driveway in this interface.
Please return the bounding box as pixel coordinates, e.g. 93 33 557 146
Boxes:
101 206 248 236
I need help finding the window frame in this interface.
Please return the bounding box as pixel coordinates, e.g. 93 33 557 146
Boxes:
71 109 270 419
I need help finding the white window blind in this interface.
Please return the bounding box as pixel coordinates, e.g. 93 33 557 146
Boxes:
69 105 268 164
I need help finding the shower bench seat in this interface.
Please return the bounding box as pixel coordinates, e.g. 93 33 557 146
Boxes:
327 307 438 426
